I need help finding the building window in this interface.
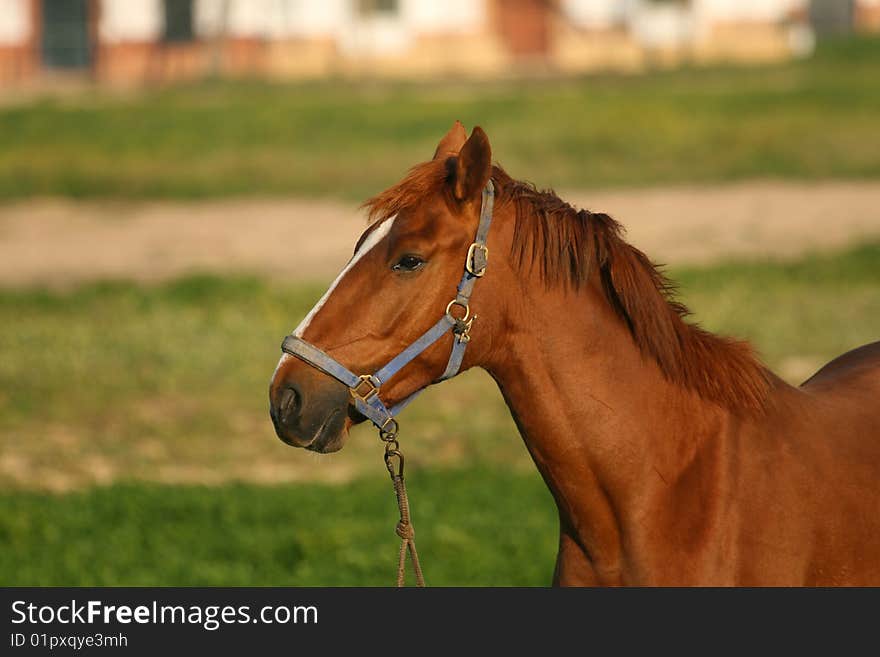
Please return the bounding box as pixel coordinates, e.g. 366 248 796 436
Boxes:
163 0 195 43
357 0 400 16
41 0 92 70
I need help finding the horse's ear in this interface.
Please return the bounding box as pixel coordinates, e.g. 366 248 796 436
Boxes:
453 126 492 202
433 120 467 160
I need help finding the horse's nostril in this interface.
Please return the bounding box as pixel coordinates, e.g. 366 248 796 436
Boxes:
279 385 301 423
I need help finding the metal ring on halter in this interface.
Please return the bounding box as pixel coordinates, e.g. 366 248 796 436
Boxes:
379 417 399 440
445 299 470 323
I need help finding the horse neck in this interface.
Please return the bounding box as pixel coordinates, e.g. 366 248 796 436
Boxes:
483 278 734 582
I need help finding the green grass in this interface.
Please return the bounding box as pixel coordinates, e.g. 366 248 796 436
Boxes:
0 467 557 586
1 37 879 200
677 242 880 365
0 243 878 492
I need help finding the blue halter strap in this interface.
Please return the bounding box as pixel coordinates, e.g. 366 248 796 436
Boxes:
281 180 494 433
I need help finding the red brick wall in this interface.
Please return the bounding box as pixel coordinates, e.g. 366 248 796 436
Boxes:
494 0 552 57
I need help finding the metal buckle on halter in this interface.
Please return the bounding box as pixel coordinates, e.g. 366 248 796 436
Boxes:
351 374 381 402
465 243 489 277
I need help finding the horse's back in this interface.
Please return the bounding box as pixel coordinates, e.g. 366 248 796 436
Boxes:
796 341 880 447
801 340 880 398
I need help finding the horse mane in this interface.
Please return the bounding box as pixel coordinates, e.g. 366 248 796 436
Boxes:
365 160 771 413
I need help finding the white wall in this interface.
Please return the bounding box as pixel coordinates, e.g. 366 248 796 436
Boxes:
689 0 809 42
0 0 29 45
269 0 349 38
334 0 488 56
562 0 628 29
337 4 409 56
692 0 807 24
403 0 485 34
221 0 276 37
631 1 693 48
99 0 163 43
98 0 479 52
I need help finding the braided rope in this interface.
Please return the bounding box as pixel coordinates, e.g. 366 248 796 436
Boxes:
392 473 425 587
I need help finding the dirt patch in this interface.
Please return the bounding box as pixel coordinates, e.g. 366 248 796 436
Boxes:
0 197 362 287
565 181 880 265
1 181 879 288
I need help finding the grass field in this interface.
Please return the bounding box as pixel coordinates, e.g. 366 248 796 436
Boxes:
1 38 879 200
0 467 557 586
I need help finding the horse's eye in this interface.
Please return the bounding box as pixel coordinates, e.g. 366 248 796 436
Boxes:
392 254 425 272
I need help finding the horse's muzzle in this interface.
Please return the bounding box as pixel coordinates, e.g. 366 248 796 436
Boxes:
269 366 351 452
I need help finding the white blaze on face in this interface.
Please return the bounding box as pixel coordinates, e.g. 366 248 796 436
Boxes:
272 216 395 378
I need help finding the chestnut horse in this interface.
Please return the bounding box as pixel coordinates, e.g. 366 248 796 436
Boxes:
270 122 880 586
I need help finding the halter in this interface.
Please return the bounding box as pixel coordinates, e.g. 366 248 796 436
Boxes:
280 179 495 436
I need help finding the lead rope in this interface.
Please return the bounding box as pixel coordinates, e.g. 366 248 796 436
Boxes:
380 421 425 587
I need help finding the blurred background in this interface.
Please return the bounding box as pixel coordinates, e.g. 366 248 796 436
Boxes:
1 0 879 586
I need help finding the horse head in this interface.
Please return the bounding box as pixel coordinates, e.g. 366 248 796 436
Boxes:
269 122 510 453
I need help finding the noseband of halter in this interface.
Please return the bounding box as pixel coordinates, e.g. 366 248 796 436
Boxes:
280 180 495 434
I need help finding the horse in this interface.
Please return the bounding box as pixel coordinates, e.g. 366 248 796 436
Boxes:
269 122 880 586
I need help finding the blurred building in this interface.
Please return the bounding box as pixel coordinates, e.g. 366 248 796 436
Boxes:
0 0 877 87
